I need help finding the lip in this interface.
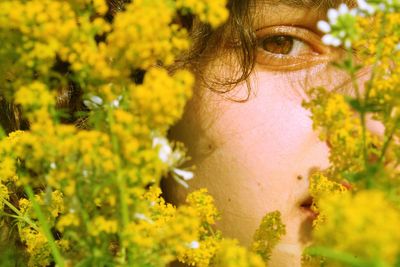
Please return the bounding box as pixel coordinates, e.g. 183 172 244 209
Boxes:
299 196 318 220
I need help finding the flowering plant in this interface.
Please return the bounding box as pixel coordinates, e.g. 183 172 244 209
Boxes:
0 1 264 266
0 0 400 267
303 1 400 266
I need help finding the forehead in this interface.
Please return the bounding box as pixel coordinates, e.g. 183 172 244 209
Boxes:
256 0 357 8
251 0 357 29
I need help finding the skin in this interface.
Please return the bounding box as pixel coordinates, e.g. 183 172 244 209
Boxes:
164 1 382 266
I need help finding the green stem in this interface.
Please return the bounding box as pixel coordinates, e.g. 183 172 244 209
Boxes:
24 185 65 267
0 211 23 220
364 13 388 104
356 13 388 173
0 195 39 231
349 62 369 168
305 246 387 267
106 106 131 264
378 116 399 164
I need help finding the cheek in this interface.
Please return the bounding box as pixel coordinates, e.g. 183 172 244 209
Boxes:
188 70 330 209
181 71 330 246
200 71 328 173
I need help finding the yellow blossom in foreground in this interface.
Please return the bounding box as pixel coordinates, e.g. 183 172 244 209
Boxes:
311 190 400 266
19 228 52 267
180 236 220 267
0 184 9 211
176 0 229 27
186 188 220 225
107 0 188 69
56 212 80 232
212 239 265 267
251 211 286 264
89 216 118 236
129 68 194 130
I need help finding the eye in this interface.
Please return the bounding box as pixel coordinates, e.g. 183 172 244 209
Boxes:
261 35 295 55
261 35 311 56
256 26 335 71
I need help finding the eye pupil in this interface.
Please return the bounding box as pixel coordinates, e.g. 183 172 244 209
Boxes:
262 36 294 55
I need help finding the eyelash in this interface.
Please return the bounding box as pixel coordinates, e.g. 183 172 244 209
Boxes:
255 26 335 71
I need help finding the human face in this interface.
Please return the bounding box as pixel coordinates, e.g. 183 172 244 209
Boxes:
165 0 366 266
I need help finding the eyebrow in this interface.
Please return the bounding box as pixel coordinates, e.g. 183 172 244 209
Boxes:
252 0 357 31
265 0 357 9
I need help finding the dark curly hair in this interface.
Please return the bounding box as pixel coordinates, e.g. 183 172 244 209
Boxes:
0 0 259 134
0 0 351 133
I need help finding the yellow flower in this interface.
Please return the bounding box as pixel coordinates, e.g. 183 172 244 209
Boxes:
0 184 9 211
311 190 400 266
89 216 118 236
213 239 265 267
251 211 286 263
186 188 220 226
176 0 229 28
56 212 80 232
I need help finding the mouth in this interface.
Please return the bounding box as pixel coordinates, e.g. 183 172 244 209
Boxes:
299 196 318 220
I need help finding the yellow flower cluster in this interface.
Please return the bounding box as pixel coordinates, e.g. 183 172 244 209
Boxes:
303 87 381 182
14 81 55 124
20 228 53 267
308 172 346 201
354 12 400 105
303 7 400 265
176 0 229 28
185 188 220 225
178 188 221 266
130 68 194 131
251 211 286 264
308 172 346 228
107 0 189 70
312 190 400 266
0 0 76 76
89 216 118 236
213 239 265 267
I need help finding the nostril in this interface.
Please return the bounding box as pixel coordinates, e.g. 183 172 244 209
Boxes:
300 196 313 209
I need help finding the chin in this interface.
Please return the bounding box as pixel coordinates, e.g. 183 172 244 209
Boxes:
268 242 304 267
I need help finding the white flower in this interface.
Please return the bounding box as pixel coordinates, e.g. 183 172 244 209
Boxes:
357 0 375 14
338 3 350 15
319 3 358 49
173 168 194 181
187 241 200 249
327 3 357 25
327 8 339 24
152 136 172 163
152 134 194 188
134 213 153 223
171 175 189 188
317 20 331 33
322 34 342 47
90 95 103 105
344 39 352 49
379 3 386 11
84 95 103 109
111 95 122 108
171 168 194 189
